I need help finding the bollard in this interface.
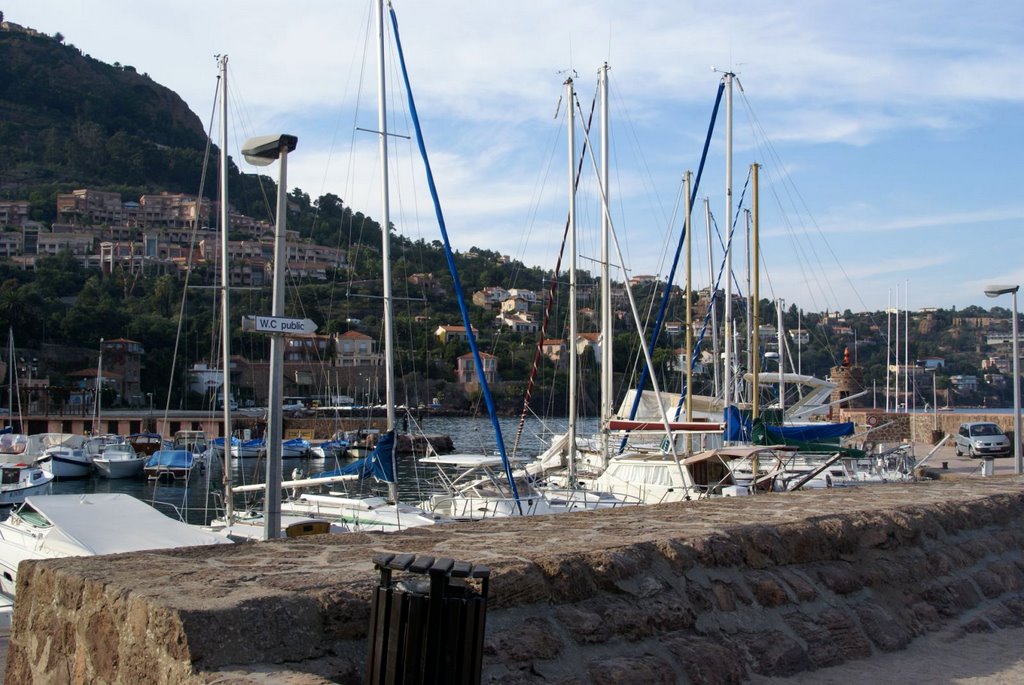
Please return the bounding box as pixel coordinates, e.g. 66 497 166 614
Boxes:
365 552 490 685
981 456 995 477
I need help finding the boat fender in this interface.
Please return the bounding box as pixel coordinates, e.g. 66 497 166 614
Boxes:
825 474 833 488
867 415 880 427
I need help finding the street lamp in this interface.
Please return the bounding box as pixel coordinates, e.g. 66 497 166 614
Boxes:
926 367 938 431
985 284 1021 474
242 133 298 540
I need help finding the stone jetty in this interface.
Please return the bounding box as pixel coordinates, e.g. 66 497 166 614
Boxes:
6 473 1024 683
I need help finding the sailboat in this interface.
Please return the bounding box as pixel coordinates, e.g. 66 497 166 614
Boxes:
240 1 443 533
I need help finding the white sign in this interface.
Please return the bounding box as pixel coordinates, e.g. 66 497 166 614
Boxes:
242 315 318 336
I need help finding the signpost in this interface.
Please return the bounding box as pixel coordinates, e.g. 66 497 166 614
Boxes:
242 316 318 336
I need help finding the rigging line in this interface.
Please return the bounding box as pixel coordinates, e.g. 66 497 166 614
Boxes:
389 5 522 508
510 86 597 456
738 91 860 315
621 81 725 438
165 74 221 423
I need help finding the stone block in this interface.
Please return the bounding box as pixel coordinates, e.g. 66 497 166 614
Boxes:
484 617 564 662
783 608 872 668
663 633 747 685
855 601 913 652
587 654 676 685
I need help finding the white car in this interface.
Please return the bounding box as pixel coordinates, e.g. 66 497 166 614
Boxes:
955 422 1011 458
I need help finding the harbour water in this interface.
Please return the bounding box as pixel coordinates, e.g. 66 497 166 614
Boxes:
43 415 594 526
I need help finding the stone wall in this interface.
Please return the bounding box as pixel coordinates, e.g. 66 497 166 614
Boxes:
7 477 1024 684
840 410 1017 446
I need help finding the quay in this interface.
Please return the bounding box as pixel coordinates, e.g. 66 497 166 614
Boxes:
5 442 1024 683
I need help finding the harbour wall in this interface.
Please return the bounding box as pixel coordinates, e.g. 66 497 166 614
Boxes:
7 476 1024 684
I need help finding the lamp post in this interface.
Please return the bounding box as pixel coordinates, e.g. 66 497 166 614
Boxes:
926 367 937 431
242 133 298 540
985 284 1021 474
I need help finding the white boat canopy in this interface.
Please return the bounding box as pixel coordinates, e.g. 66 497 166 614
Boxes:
17 493 230 556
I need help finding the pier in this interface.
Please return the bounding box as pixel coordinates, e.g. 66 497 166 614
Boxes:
5 444 1024 683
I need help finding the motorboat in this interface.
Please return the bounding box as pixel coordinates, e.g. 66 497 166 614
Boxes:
0 463 53 506
310 438 349 461
143 449 194 481
281 438 311 459
230 438 266 460
127 432 164 457
0 433 29 465
0 493 230 597
36 434 93 480
93 441 145 479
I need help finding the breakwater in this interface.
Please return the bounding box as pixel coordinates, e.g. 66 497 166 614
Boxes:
8 475 1024 683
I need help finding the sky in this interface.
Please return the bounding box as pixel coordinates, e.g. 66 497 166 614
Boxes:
4 0 1023 314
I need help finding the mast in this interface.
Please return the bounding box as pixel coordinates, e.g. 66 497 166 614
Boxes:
885 289 891 413
218 54 234 521
95 338 104 429
684 172 693 426
722 71 734 415
566 75 578 487
599 63 612 469
904 279 909 416
777 300 785 416
376 0 399 503
5 328 12 426
744 209 752 402
705 198 720 397
751 164 760 420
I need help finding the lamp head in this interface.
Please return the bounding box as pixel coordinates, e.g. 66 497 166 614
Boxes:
984 284 1020 298
241 134 298 166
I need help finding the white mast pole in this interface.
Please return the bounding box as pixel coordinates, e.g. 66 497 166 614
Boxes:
723 71 734 417
904 279 910 416
566 75 578 487
599 63 612 469
777 300 785 417
95 338 103 429
684 171 693 427
218 54 234 521
885 289 891 413
894 285 900 411
376 0 398 503
705 198 719 398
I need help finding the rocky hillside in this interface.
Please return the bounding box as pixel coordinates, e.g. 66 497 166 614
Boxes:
0 23 210 216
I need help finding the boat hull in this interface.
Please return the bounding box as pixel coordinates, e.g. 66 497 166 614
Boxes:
94 456 146 479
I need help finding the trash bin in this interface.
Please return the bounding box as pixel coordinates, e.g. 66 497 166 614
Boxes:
365 552 490 685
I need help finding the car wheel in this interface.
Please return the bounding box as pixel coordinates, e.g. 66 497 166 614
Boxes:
955 444 962 456
969 446 977 459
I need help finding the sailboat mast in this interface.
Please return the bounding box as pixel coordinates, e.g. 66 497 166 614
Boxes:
218 54 234 520
751 163 760 420
722 71 734 416
885 289 891 413
566 75 578 487
705 198 720 397
95 338 104 428
777 299 786 416
599 64 612 469
376 0 399 502
6 328 12 425
684 172 693 426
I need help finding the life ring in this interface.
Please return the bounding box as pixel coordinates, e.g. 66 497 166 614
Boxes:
867 415 880 427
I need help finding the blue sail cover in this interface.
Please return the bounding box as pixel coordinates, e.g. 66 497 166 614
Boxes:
724 406 853 442
724 406 752 442
313 431 395 483
763 421 854 441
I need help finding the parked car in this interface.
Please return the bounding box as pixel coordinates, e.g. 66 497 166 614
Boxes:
955 422 1011 458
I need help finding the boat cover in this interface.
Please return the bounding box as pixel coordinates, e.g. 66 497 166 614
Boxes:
724 406 854 442
145 450 194 469
314 431 395 482
19 493 229 556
